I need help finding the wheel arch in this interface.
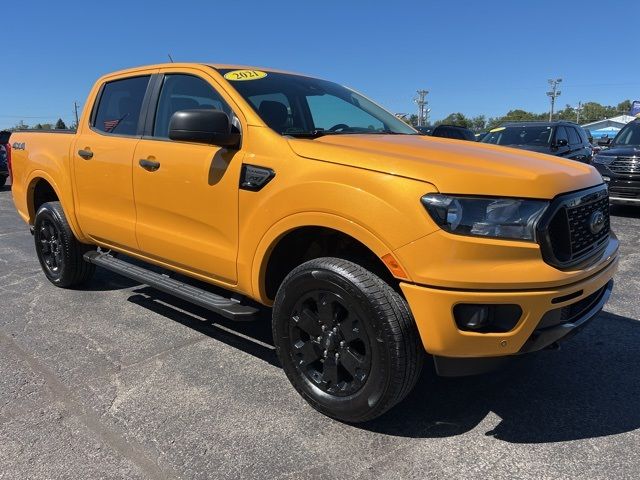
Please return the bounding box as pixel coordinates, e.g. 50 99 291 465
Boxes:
251 212 412 304
25 171 86 242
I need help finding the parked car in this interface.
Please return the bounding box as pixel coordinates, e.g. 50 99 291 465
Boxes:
475 131 489 142
481 121 593 162
9 63 617 422
591 119 640 204
416 124 476 141
0 130 11 186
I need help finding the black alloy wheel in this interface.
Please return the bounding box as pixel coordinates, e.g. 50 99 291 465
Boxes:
34 201 95 287
289 290 372 396
273 257 424 423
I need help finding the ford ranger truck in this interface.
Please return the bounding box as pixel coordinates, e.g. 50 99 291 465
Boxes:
9 64 618 422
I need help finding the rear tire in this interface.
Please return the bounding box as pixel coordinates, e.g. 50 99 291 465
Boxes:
0 174 7 186
34 201 95 288
272 257 423 423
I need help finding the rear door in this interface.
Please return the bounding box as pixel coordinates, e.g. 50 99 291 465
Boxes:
73 72 155 250
131 68 244 284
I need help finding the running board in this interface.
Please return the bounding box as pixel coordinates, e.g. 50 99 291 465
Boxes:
83 251 259 321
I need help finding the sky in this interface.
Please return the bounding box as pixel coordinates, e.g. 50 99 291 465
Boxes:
1 0 639 130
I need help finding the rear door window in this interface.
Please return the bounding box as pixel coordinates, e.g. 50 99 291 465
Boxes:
567 127 581 145
93 76 150 136
554 126 569 145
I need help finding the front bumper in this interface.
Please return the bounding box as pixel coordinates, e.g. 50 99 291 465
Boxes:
594 165 640 204
400 246 618 361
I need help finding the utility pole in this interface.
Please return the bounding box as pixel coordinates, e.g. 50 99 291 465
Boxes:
547 78 562 121
73 101 80 128
168 53 174 63
575 101 583 124
414 90 429 127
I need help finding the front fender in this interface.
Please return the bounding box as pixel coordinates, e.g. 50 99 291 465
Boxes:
248 211 407 304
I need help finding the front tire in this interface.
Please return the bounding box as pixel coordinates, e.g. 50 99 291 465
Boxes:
272 257 423 423
34 201 95 288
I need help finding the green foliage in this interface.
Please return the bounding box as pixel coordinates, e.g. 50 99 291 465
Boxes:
436 99 632 132
55 118 67 129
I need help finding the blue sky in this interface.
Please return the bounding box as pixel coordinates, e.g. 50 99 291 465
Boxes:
1 0 639 129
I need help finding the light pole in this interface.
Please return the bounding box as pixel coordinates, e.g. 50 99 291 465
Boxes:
575 101 583 124
547 78 562 121
414 90 429 127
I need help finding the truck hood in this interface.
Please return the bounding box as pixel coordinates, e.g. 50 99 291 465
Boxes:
287 134 602 199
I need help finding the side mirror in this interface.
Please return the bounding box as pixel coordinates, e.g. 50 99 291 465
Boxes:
597 137 611 146
554 138 568 148
169 109 240 147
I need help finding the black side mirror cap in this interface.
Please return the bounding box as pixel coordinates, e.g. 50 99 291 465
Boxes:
169 109 240 147
554 138 568 148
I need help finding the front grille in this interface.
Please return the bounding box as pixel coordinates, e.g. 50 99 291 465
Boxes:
538 185 610 269
609 156 640 175
609 188 640 199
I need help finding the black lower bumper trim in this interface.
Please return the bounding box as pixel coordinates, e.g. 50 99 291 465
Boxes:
433 279 614 377
518 279 613 354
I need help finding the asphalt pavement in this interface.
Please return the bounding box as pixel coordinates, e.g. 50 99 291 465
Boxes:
1 182 639 480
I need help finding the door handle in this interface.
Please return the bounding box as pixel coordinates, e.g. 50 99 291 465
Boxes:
139 158 160 172
78 149 93 160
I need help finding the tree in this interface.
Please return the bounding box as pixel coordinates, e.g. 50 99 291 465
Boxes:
436 113 471 128
470 115 486 131
34 123 44 130
55 118 67 129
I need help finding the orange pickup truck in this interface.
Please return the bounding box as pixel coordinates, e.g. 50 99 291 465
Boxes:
9 63 618 422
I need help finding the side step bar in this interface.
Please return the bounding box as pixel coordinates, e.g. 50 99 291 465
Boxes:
83 251 259 321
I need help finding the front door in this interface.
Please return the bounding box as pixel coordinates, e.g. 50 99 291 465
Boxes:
132 71 242 284
73 74 152 249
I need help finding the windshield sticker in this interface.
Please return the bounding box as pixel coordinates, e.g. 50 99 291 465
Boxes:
489 127 506 133
224 70 268 81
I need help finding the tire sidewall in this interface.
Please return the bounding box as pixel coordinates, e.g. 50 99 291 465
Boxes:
273 264 395 422
34 203 73 286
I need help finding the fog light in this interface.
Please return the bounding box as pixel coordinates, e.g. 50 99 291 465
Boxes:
602 176 610 182
453 304 522 333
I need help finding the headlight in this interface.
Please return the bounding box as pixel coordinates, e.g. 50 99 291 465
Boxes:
420 194 548 241
592 154 614 165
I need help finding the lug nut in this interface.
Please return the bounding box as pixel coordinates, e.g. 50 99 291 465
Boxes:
323 350 328 357
340 341 346 348
335 352 340 359
332 327 338 333
321 325 326 332
317 336 322 342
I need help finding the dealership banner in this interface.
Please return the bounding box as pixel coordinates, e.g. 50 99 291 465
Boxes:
631 100 640 117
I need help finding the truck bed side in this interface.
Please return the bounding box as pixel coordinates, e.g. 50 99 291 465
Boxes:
10 131 84 239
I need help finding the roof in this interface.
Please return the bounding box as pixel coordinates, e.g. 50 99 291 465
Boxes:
502 121 579 127
98 62 311 80
581 115 637 130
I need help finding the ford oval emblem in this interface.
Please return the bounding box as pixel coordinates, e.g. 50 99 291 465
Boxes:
589 210 606 234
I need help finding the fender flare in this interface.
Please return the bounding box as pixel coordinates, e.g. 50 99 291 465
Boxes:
249 211 411 304
25 170 87 243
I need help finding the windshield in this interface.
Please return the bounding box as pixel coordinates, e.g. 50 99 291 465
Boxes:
217 69 417 136
481 125 553 147
612 121 640 146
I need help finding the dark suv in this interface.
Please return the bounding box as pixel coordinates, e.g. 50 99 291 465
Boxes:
481 121 593 162
416 124 476 141
0 131 10 186
591 119 640 204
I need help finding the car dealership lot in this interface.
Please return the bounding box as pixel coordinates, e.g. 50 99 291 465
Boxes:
0 183 638 480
